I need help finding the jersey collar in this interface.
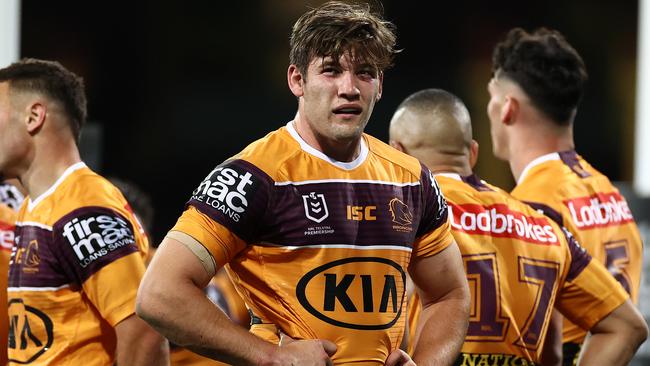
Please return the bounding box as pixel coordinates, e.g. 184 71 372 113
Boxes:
27 162 87 212
286 121 369 171
517 152 560 184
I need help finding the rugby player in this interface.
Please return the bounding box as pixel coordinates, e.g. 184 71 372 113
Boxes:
0 59 169 364
137 1 470 365
0 202 15 365
486 28 645 365
389 88 648 365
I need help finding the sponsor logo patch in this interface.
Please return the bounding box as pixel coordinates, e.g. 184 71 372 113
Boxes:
8 299 54 363
191 164 258 223
61 212 136 268
296 257 405 330
303 192 329 223
564 192 634 229
0 222 14 251
449 203 559 245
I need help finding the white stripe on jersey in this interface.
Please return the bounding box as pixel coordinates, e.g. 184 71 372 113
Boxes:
15 221 53 231
275 179 420 187
260 243 413 252
8 284 70 292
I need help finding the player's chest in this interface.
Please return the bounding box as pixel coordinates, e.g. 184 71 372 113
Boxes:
262 182 423 247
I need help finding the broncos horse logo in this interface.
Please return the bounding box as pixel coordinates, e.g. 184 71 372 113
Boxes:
389 198 413 226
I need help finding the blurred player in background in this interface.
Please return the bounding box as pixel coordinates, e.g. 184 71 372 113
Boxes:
111 177 249 365
137 1 470 365
0 179 23 365
486 28 645 365
389 88 648 365
0 59 168 365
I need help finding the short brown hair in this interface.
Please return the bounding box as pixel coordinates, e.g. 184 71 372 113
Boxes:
0 58 87 142
492 28 588 125
289 1 398 76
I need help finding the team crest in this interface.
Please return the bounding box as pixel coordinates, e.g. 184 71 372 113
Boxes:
302 192 329 223
389 198 413 226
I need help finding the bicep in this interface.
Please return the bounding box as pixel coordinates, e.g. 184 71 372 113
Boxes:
144 236 215 291
408 240 467 304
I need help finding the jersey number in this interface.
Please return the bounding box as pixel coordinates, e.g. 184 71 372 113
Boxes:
604 239 631 294
464 254 559 349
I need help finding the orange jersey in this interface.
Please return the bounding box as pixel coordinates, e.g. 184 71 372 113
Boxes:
7 163 149 365
0 204 16 366
407 173 628 364
171 122 453 365
511 151 643 343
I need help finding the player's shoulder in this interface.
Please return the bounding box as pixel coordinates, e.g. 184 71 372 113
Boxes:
231 124 300 181
364 133 424 178
0 203 16 224
49 166 130 222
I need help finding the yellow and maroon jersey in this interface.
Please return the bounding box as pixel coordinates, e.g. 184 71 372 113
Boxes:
407 173 628 364
7 162 149 365
511 151 643 344
0 204 16 366
171 122 453 365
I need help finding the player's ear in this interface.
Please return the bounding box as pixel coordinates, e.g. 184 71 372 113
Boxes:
502 95 519 125
287 64 304 98
469 139 479 169
25 101 47 134
376 71 384 102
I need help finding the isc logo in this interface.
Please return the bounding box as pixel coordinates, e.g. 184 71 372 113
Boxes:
346 205 377 221
296 257 406 330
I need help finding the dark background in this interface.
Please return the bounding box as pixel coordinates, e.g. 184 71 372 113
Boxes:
19 0 639 244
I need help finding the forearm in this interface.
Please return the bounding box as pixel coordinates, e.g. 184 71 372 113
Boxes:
136 277 275 365
411 288 469 366
116 315 170 366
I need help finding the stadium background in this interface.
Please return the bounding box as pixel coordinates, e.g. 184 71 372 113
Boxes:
14 0 650 363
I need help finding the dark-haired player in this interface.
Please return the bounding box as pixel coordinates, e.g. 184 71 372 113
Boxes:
390 88 647 365
486 28 645 365
0 59 168 364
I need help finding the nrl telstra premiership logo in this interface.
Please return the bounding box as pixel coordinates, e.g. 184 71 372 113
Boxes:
302 192 329 223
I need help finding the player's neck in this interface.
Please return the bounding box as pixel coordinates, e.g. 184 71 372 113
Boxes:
20 136 82 200
509 123 574 182
292 115 362 163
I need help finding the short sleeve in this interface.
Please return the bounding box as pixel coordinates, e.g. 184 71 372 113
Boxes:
52 206 145 326
172 159 273 266
556 230 628 330
412 164 454 257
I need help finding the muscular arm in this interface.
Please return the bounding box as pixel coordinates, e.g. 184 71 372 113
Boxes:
408 241 470 366
115 314 169 365
136 237 334 365
577 300 648 365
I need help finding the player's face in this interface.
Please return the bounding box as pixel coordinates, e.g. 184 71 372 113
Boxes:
0 83 29 178
300 53 383 143
486 77 509 161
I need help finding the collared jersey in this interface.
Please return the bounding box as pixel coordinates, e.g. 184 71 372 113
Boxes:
7 163 149 365
0 204 16 365
172 122 453 365
511 151 643 343
407 173 628 364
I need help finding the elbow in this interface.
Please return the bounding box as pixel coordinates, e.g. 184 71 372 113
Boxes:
135 278 164 328
632 316 649 347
